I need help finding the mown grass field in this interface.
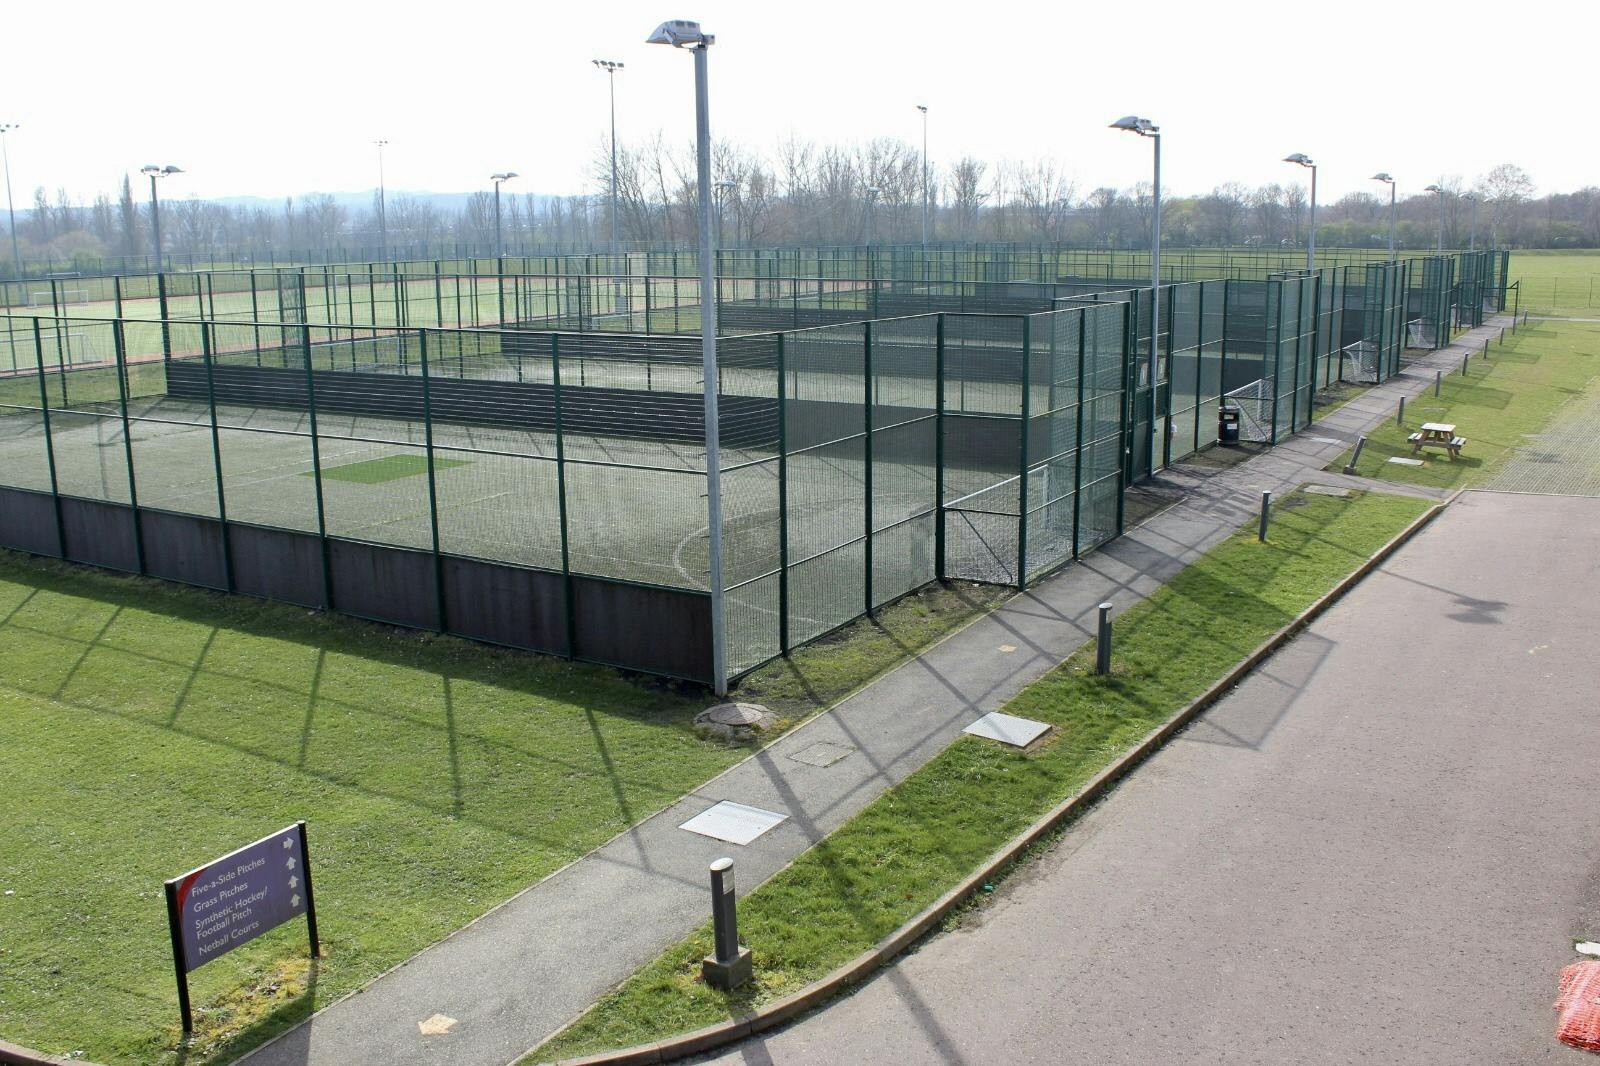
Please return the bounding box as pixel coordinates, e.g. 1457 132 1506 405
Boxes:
533 487 1432 1062
1330 319 1600 488
1507 249 1600 315
0 552 1005 1066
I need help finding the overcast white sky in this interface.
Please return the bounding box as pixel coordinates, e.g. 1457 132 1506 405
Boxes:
1 0 1586 207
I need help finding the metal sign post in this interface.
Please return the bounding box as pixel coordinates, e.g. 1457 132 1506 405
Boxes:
163 821 320 1033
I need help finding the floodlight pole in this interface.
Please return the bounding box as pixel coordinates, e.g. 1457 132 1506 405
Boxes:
651 20 727 696
1284 155 1317 271
1467 194 1478 251
1373 173 1396 261
375 139 389 260
142 165 181 268
917 105 929 248
1149 130 1161 479
1428 185 1445 254
694 40 728 696
1307 164 1317 271
1 123 20 279
1112 115 1162 480
594 60 624 253
148 172 162 264
490 172 517 258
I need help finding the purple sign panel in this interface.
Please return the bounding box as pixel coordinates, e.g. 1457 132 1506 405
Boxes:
168 824 314 973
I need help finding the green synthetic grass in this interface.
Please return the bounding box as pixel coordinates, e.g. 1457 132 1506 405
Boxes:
533 487 1432 1062
308 454 470 484
0 555 1003 1065
1329 320 1600 489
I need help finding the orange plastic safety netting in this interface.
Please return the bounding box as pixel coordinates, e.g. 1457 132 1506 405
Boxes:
1557 962 1600 1053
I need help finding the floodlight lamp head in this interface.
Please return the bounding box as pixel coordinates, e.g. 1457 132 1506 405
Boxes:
141 165 161 176
1424 184 1442 193
163 166 183 176
1372 172 1394 183
1110 115 1157 136
1284 153 1314 167
491 171 518 183
916 104 928 114
593 59 624 71
646 20 712 47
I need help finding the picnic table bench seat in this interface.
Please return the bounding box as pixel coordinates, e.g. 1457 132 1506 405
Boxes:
1407 431 1466 458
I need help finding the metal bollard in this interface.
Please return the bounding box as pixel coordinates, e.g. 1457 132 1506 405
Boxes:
1462 354 1469 376
1258 491 1271 542
702 858 752 990
1343 435 1367 475
1435 370 1442 396
1095 602 1113 676
1397 395 1405 425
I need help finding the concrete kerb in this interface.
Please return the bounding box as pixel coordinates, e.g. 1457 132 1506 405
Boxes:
544 487 1458 1066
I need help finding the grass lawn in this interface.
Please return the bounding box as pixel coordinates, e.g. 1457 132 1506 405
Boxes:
533 486 1432 1062
1507 250 1600 317
1328 320 1600 488
0 554 1004 1066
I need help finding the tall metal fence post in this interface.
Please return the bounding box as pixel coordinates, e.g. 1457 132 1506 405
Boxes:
1071 308 1087 560
777 332 789 653
298 307 335 610
1017 315 1032 588
31 319 66 559
111 319 146 574
418 330 447 632
551 334 576 660
862 321 875 613
200 322 234 591
934 314 946 580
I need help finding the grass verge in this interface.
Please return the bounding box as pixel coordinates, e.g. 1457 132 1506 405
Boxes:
0 553 1001 1066
532 486 1431 1061
1329 320 1600 489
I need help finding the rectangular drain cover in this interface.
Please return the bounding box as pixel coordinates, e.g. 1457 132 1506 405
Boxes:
679 800 788 845
788 741 854 768
963 711 1051 748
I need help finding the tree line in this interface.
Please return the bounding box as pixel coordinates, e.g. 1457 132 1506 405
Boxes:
5 137 1596 272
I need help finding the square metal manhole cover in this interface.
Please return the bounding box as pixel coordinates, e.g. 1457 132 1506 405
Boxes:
788 741 855 768
679 800 788 845
963 711 1052 748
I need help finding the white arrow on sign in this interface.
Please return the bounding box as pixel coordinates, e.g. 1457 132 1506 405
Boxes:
283 838 294 849
291 894 301 908
286 857 297 870
289 875 299 889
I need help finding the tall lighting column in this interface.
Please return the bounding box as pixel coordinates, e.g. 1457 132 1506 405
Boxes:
1111 115 1161 479
647 19 727 696
1283 153 1317 272
1372 172 1397 260
592 59 625 253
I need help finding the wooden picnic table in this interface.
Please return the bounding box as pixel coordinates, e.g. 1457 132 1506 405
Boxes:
1410 422 1465 458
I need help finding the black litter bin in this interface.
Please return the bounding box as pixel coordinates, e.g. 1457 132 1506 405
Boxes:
1218 406 1241 445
